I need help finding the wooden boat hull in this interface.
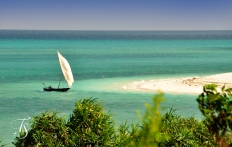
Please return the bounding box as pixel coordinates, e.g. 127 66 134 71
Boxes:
43 87 70 92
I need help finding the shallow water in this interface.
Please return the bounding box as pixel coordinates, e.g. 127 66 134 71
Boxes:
0 30 232 146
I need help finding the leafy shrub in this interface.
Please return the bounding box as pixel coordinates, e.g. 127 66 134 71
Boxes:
197 84 232 147
12 98 120 147
161 108 215 147
67 98 117 146
130 93 169 147
13 110 70 147
113 122 139 147
0 139 5 147
14 89 232 147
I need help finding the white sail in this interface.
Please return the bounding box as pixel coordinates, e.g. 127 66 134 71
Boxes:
57 51 74 87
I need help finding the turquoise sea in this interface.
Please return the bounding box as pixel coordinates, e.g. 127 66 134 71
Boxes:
0 30 232 146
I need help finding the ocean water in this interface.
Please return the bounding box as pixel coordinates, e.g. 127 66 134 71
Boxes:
0 30 232 146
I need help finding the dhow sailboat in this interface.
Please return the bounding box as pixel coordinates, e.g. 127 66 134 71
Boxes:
43 51 74 92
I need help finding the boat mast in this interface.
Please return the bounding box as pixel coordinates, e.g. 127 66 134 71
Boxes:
58 75 62 89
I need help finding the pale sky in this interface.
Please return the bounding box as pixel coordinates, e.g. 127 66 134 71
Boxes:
0 0 232 30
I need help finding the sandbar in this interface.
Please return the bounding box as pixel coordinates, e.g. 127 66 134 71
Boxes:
122 72 232 94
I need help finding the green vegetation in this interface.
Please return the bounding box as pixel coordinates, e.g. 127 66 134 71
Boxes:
7 84 232 146
197 84 232 147
67 98 116 146
131 93 169 147
13 110 70 147
161 108 214 147
0 139 5 147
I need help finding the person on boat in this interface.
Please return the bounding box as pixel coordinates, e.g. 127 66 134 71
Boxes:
48 86 52 89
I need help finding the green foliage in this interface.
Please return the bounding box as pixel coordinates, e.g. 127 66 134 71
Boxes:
114 122 139 147
12 110 70 147
67 98 116 146
0 139 5 147
161 108 215 147
12 98 119 147
197 84 232 146
131 92 170 147
12 89 232 147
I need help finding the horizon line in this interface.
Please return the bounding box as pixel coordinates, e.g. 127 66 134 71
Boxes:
0 29 232 32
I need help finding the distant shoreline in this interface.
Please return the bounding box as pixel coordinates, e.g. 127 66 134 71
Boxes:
1 29 232 31
122 72 232 94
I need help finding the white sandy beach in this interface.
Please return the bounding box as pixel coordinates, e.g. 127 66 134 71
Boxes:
122 73 232 94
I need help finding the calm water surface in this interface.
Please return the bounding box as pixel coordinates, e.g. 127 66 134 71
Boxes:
0 30 232 146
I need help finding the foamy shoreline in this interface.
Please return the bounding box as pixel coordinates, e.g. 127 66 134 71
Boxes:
122 72 232 94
